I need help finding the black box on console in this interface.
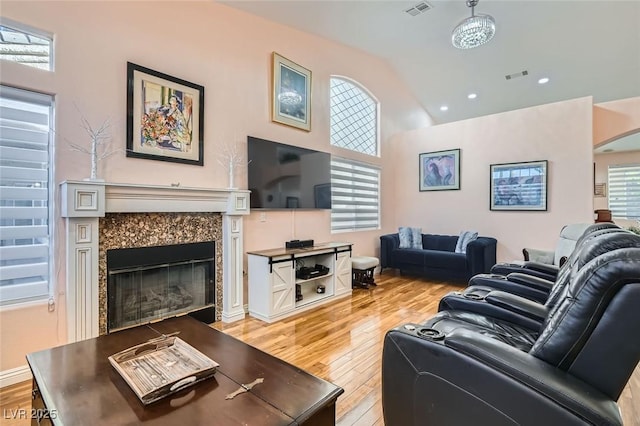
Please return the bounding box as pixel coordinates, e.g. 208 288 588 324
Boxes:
286 239 314 249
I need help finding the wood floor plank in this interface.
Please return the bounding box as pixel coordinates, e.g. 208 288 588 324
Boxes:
1 273 639 425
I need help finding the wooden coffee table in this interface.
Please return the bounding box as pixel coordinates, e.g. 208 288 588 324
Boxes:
27 316 343 425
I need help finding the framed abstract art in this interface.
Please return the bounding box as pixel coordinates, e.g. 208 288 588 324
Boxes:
419 149 461 191
126 62 204 165
490 160 548 211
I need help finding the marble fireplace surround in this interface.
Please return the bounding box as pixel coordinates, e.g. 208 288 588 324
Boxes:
61 181 250 343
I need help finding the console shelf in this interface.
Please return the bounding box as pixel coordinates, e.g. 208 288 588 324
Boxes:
247 242 352 323
296 272 333 284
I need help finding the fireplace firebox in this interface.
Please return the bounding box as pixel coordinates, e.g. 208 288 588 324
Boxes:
107 241 215 333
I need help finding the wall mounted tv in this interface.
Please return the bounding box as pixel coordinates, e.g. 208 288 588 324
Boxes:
247 136 331 209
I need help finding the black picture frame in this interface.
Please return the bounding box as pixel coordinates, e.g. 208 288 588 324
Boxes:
418 148 461 191
490 160 548 211
126 62 205 166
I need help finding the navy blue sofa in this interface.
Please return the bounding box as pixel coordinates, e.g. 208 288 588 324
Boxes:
380 233 497 282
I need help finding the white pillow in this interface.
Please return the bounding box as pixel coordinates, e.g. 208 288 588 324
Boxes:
455 231 478 254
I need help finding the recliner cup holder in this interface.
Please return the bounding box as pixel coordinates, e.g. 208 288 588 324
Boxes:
463 292 485 300
417 328 445 340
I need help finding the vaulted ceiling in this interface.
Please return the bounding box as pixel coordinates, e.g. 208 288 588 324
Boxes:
221 0 640 128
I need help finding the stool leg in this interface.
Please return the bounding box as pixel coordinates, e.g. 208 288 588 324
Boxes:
366 268 376 286
352 269 369 289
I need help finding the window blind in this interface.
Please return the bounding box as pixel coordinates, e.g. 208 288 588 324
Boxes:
0 85 53 305
608 164 640 220
331 158 380 232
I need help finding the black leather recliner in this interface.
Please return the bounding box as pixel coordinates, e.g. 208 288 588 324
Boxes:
382 244 640 425
462 223 623 303
432 229 640 334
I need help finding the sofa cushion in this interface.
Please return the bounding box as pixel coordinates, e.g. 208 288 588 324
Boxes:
455 230 478 254
422 234 458 251
391 248 427 265
423 250 467 270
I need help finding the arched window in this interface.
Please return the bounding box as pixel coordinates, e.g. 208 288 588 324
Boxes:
330 77 380 232
330 77 378 156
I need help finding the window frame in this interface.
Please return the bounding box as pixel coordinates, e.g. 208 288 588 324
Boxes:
329 75 380 157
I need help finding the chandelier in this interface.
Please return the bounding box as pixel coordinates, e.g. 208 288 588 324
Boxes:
451 0 496 50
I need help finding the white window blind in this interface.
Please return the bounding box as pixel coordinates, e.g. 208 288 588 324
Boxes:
0 20 53 71
331 158 380 232
609 164 640 220
0 85 53 305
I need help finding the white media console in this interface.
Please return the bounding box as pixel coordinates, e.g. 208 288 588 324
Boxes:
247 242 353 322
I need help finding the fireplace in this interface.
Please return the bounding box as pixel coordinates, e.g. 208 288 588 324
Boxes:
106 242 215 332
60 181 249 342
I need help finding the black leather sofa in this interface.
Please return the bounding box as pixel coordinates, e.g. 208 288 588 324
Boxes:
382 235 640 425
380 233 497 282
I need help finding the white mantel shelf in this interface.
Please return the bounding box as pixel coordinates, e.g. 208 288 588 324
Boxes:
59 180 250 342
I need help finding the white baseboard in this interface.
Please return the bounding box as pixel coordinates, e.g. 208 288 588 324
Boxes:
0 365 32 388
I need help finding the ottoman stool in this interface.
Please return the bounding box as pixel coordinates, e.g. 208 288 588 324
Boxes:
352 256 380 289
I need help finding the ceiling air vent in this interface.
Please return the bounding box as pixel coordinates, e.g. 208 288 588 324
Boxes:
505 70 529 80
405 1 433 16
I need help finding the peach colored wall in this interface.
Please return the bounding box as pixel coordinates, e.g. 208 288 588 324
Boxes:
391 97 594 262
593 97 640 146
0 1 430 373
594 151 640 228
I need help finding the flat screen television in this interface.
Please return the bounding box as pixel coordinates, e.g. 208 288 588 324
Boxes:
247 136 331 209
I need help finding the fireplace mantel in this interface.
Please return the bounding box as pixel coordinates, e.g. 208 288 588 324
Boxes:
60 180 250 342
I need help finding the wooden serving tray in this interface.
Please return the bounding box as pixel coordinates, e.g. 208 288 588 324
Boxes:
108 335 219 405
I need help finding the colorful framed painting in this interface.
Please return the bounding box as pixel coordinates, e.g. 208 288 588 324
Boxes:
490 160 548 211
126 62 204 165
272 52 311 131
419 149 461 191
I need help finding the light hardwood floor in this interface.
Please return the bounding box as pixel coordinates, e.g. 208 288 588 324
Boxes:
1 273 639 425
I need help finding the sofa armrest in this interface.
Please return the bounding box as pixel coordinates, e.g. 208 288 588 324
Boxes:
380 234 400 269
507 272 554 293
523 261 560 278
484 290 548 322
466 237 497 275
523 247 554 264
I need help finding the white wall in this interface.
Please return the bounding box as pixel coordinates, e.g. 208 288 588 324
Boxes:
391 97 595 262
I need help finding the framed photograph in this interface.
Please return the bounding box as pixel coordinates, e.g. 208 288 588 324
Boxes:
272 52 311 131
419 149 461 191
490 160 548 211
127 62 204 166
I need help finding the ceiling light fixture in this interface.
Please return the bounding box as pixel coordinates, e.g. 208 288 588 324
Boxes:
538 77 550 84
440 105 449 111
468 93 477 99
452 0 495 50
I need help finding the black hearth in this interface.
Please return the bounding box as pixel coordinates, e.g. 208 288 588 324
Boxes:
106 241 215 333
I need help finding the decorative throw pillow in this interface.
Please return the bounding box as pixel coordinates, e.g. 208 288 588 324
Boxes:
398 227 412 249
410 227 423 249
398 227 423 249
455 231 479 254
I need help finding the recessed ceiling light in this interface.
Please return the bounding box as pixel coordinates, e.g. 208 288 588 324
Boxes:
468 93 477 99
440 105 449 111
538 77 550 84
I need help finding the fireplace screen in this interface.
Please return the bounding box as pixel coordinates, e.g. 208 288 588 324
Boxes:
107 242 214 332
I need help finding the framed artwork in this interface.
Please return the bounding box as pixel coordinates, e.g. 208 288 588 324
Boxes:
272 52 311 131
126 62 204 166
419 149 461 191
490 160 548 211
